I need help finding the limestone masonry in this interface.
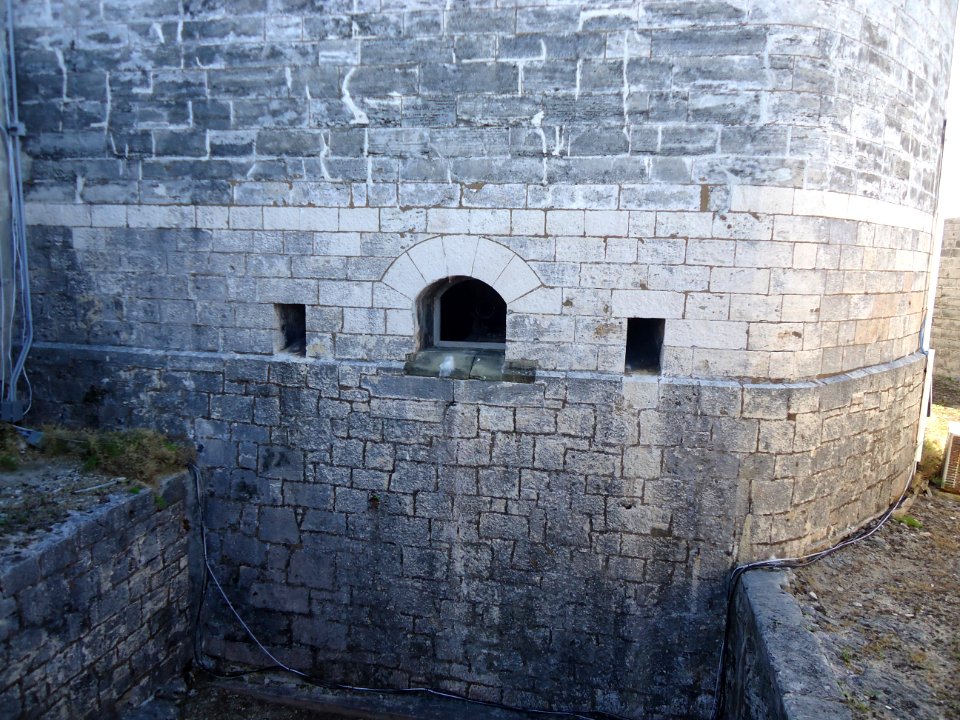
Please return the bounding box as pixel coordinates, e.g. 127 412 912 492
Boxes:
0 473 197 719
13 0 957 717
933 217 960 379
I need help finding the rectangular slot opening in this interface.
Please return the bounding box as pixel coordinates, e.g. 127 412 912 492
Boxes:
625 318 664 374
275 303 306 356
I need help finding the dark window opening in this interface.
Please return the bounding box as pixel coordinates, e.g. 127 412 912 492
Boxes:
625 318 664 373
408 278 533 382
423 277 506 349
275 303 306 356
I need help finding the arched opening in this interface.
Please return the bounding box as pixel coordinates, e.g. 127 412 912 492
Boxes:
421 277 507 349
406 276 532 382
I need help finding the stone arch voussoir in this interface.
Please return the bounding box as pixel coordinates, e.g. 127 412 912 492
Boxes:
378 236 544 306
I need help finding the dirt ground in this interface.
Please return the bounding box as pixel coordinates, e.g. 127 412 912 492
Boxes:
179 682 363 720
123 676 371 720
790 377 960 720
139 673 551 720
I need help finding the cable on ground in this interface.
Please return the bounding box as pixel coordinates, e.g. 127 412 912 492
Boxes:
192 447 917 720
708 466 917 719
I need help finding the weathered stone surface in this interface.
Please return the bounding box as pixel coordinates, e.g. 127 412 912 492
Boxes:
19 0 953 377
13 0 955 717
724 571 852 720
0 473 198 720
25 345 926 718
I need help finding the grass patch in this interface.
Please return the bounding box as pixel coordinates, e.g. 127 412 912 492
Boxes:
37 427 195 485
838 681 871 717
0 425 195 539
862 635 895 658
920 377 960 487
0 423 195 485
918 404 960 483
894 514 923 529
908 648 931 668
0 425 21 464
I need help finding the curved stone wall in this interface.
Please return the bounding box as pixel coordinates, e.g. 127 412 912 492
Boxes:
24 344 925 717
18 0 955 380
14 1 957 717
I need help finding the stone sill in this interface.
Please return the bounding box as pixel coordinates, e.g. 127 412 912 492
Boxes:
404 348 535 383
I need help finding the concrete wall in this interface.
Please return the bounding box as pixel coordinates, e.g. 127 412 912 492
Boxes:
0 472 198 719
723 571 850 720
12 0 957 717
932 218 960 378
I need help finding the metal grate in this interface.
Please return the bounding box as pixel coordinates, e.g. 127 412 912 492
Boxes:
942 422 960 493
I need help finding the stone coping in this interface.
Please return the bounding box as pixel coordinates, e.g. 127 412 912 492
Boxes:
23 188 935 234
0 469 190 569
30 340 926 389
728 570 852 720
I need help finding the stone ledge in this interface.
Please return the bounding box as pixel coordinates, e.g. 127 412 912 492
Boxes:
24 193 935 233
29 340 926 389
724 570 852 720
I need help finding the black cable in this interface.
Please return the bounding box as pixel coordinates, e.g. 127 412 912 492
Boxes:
190 462 214 676
189 463 282 680
188 464 631 720
708 470 916 720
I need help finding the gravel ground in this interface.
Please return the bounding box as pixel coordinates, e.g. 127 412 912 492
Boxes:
791 486 960 718
790 376 960 719
0 457 136 552
124 677 369 720
132 673 557 720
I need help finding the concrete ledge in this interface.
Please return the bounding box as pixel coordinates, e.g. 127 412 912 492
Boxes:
724 570 851 720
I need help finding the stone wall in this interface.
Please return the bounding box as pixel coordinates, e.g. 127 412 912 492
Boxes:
27 345 924 717
15 0 955 380
932 218 960 378
723 571 850 720
11 0 957 717
0 472 198 719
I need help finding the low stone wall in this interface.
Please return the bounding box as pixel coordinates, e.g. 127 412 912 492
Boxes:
723 571 850 720
0 471 199 719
